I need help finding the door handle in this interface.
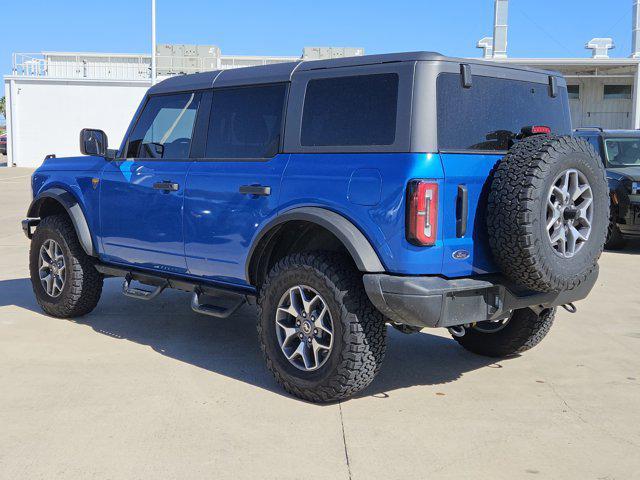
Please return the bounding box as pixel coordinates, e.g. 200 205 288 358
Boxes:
456 184 468 238
153 181 179 192
239 185 271 196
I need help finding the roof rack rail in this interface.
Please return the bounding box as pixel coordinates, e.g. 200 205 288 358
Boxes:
574 127 604 132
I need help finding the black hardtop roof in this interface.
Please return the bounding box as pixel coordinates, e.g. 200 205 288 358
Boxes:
148 50 563 95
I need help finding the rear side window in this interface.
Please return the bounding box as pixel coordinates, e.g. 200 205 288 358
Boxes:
205 84 286 159
301 74 398 146
126 92 201 159
437 73 571 151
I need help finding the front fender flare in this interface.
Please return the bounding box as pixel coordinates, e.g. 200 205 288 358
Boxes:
26 188 96 257
246 207 385 283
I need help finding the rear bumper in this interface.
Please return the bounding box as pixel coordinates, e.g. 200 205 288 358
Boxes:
363 268 599 328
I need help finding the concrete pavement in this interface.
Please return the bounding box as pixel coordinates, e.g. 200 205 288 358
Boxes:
1 167 639 479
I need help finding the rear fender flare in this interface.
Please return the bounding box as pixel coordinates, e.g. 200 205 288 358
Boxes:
246 207 385 283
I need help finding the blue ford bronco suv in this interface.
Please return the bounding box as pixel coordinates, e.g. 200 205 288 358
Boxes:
574 127 640 249
23 52 608 402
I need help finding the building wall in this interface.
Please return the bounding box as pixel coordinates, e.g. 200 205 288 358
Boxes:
4 78 150 167
567 78 634 129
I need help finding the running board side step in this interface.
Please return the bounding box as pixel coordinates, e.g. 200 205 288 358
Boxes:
95 264 251 317
122 275 167 300
191 288 245 318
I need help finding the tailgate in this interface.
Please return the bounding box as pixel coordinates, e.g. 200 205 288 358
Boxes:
439 152 502 277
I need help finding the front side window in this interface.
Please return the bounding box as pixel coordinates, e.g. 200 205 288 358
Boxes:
301 73 399 147
437 73 571 151
604 138 640 167
205 84 286 159
126 92 201 159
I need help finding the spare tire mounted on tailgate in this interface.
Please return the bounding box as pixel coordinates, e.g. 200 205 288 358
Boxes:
487 135 608 293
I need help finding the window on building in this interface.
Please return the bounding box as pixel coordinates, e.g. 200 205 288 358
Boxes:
436 73 571 151
205 84 286 159
301 73 399 147
603 85 632 100
126 92 201 159
567 85 580 100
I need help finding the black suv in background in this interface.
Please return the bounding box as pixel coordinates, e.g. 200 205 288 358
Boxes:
574 128 640 248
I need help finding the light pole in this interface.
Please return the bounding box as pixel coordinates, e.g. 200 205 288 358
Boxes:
151 0 157 84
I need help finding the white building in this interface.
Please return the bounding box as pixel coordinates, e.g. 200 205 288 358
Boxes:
5 0 640 167
479 0 640 131
3 47 362 167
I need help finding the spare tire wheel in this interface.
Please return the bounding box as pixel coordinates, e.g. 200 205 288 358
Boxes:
486 135 608 293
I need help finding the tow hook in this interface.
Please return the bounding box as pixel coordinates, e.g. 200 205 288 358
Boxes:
448 325 466 337
561 303 577 314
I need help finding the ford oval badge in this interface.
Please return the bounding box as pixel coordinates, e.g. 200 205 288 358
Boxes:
452 249 470 260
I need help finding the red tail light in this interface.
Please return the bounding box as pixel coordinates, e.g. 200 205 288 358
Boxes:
406 180 438 246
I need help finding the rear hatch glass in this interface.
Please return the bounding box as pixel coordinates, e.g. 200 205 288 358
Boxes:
437 73 571 151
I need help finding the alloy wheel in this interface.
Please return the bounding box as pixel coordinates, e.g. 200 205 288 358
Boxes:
546 168 593 258
39 239 66 297
275 285 334 372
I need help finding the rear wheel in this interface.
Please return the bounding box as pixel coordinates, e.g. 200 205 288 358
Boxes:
29 215 103 318
451 307 555 358
257 252 386 402
605 215 626 250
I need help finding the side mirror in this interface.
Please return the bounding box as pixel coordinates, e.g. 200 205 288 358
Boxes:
80 129 117 159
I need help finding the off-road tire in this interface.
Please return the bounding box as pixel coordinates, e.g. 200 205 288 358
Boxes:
605 214 626 250
29 215 103 318
487 135 608 292
452 307 555 357
257 252 386 403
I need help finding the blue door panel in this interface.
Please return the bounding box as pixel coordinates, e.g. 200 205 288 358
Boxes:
99 160 191 274
439 153 500 276
183 154 290 285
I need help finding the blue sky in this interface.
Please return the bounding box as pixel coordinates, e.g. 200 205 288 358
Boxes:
0 0 636 121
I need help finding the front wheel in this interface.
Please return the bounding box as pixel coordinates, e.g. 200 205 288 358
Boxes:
29 215 103 318
451 307 555 358
605 216 626 250
257 252 386 403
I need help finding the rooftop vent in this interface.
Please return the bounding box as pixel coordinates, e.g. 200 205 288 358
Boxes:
585 37 615 59
477 37 494 59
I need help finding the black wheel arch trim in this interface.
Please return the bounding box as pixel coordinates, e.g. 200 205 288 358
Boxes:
26 187 97 257
246 207 386 284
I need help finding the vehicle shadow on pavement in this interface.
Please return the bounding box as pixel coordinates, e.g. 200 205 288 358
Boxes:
0 276 500 402
605 238 640 255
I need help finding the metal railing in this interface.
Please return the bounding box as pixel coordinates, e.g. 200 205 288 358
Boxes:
12 53 152 80
11 52 301 81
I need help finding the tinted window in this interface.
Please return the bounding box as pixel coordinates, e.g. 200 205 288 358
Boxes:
604 85 632 100
205 84 286 159
126 92 201 159
301 74 398 147
437 73 571 151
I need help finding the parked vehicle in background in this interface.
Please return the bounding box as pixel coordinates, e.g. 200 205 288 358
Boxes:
574 128 640 249
0 133 7 155
22 52 609 402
